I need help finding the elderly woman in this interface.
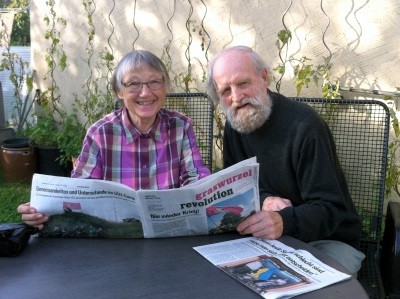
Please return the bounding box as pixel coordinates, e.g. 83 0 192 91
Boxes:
18 50 210 228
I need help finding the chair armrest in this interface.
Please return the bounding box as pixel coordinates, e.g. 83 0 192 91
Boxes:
380 201 400 298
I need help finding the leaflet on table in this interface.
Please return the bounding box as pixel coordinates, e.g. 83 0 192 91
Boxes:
193 237 351 299
30 157 260 238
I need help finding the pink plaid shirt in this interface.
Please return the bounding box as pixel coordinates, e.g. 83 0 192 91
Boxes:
72 107 210 190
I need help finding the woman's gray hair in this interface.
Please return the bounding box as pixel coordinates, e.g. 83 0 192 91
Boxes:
111 50 170 95
206 45 272 104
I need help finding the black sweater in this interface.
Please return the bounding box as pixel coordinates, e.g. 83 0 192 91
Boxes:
223 91 362 249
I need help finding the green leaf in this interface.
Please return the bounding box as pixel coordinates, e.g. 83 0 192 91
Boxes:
277 29 292 44
59 52 67 70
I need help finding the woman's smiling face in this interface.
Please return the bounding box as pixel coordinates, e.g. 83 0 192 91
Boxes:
118 64 166 132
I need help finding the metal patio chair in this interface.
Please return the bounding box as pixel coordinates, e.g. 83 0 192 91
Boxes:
291 97 396 299
165 92 214 171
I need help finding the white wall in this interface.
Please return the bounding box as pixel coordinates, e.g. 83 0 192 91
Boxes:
28 0 400 109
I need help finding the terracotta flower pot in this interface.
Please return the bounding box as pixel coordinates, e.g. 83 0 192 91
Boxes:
0 138 37 183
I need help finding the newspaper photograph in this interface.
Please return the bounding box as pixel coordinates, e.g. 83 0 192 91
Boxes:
193 237 351 299
30 174 143 238
138 158 259 238
30 157 260 239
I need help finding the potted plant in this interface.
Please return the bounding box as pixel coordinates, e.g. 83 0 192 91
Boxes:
57 112 86 169
0 48 38 183
29 114 71 176
0 24 36 133
29 114 59 147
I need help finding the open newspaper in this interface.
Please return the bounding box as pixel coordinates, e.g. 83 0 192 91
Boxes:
30 157 260 238
193 237 351 299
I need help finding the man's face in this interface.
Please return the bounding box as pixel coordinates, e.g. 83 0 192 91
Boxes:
213 51 272 133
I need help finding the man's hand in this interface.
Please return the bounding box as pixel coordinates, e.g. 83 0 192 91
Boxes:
262 196 292 212
236 210 283 239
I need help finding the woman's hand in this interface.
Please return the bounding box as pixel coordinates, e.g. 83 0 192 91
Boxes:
17 202 48 229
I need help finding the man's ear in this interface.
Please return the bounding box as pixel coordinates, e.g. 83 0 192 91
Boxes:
260 68 270 87
260 68 269 82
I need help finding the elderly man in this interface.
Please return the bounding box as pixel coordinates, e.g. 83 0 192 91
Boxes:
206 45 365 276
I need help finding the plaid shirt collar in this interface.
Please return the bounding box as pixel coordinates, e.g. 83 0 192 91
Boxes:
121 107 165 143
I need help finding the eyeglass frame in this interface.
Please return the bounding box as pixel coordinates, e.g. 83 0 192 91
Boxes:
122 79 165 93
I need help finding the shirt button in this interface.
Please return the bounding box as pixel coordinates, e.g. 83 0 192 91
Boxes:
143 165 147 169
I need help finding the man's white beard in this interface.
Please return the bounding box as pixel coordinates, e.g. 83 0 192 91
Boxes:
221 90 273 133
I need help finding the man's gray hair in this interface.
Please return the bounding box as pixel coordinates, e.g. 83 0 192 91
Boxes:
206 45 272 104
111 50 170 95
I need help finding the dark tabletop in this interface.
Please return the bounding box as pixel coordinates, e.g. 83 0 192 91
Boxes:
0 233 368 299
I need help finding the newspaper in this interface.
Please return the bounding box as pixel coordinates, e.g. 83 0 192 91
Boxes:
30 157 260 238
193 237 351 299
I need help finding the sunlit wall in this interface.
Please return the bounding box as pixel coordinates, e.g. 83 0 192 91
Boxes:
29 0 400 107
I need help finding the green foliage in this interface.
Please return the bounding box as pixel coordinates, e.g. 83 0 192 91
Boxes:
385 95 400 197
28 107 86 161
0 0 10 7
274 29 292 92
274 30 341 99
28 114 60 148
57 112 86 166
160 4 208 93
2 0 30 46
76 46 115 125
42 0 67 115
317 60 341 99
277 29 292 45
74 1 115 127
0 8 35 133
0 48 37 133
292 57 315 96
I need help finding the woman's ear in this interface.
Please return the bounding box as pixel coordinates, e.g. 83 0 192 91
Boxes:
117 90 124 99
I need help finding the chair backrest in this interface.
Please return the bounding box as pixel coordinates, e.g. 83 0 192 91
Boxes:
291 98 390 249
165 93 214 170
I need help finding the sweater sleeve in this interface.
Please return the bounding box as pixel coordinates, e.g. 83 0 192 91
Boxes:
277 120 357 243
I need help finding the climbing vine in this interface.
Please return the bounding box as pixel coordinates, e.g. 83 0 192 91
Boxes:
41 0 68 119
74 0 115 127
274 0 341 99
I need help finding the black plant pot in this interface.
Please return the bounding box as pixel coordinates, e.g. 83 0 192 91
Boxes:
36 147 72 177
2 137 31 148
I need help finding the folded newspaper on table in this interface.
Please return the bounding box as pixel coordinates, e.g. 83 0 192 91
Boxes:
193 237 351 299
30 157 260 238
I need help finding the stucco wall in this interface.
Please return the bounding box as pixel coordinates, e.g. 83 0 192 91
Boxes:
29 0 400 204
29 0 400 105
